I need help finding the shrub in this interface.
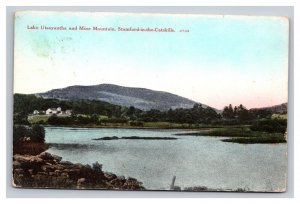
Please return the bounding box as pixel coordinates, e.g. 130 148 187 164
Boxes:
29 124 45 142
13 125 45 144
47 114 59 125
92 161 103 173
250 119 287 133
101 117 128 124
13 125 28 144
129 121 144 127
48 115 74 125
13 112 29 125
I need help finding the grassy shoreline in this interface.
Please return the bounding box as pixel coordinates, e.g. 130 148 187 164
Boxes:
41 122 244 130
29 115 241 129
43 124 195 130
175 126 286 144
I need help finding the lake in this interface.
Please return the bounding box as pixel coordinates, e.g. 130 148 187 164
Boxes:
45 127 287 191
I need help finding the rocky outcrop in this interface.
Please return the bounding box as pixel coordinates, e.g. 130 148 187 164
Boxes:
13 141 49 155
13 152 144 190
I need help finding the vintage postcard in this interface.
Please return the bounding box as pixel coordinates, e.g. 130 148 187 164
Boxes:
13 11 289 192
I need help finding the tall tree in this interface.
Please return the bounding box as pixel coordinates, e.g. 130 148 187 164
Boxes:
236 104 249 121
222 104 235 119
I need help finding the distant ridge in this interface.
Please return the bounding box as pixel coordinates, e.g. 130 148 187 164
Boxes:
250 103 288 114
36 84 209 111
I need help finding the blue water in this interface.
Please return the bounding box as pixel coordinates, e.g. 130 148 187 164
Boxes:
45 127 287 191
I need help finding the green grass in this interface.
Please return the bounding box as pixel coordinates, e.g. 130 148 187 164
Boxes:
203 127 250 136
143 122 239 129
177 126 253 137
99 115 108 119
28 115 50 123
143 122 189 128
27 116 250 130
272 114 288 120
28 115 69 124
176 126 286 144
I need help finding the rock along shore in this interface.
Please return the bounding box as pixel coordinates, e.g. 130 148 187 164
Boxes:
13 152 145 190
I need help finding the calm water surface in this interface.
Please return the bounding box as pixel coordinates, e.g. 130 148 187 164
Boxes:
45 127 287 191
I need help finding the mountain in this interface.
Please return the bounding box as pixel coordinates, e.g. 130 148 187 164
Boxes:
36 84 207 111
250 103 288 114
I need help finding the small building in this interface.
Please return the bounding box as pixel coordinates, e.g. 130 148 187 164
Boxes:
65 110 72 115
46 107 62 115
33 110 39 115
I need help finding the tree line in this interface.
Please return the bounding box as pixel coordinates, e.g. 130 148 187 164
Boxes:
14 94 287 134
14 94 221 125
222 104 275 121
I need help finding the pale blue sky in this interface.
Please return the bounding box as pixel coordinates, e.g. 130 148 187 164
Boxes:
14 11 289 109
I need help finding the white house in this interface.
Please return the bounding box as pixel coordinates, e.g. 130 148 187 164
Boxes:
33 110 39 115
46 107 62 115
65 110 72 115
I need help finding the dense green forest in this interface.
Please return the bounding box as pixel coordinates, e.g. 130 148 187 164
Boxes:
14 94 222 124
14 94 287 133
14 93 124 117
